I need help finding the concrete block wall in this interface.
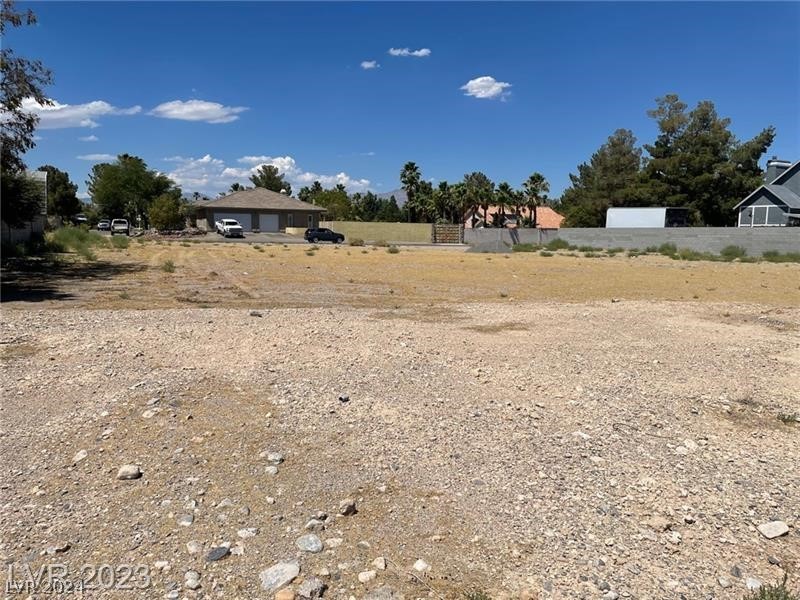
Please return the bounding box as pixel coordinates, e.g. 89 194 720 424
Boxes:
464 228 800 256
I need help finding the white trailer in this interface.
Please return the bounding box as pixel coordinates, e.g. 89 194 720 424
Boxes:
605 207 688 228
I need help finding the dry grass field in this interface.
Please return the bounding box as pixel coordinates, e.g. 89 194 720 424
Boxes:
1 241 799 599
2 241 799 310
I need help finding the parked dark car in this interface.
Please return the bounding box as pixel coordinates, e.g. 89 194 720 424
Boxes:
304 228 344 244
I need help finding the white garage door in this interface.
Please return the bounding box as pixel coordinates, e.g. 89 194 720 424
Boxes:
214 212 252 231
259 214 279 232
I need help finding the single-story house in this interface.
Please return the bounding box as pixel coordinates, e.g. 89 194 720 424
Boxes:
195 188 327 232
464 205 565 229
734 158 800 227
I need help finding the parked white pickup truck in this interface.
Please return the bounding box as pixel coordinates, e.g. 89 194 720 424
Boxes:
215 218 244 238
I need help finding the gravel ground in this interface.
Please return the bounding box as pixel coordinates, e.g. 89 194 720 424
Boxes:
1 299 798 599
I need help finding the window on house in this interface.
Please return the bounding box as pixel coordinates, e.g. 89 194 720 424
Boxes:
287 214 293 227
308 214 313 227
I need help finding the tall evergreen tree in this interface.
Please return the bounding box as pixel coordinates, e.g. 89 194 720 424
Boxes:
250 165 292 195
642 94 775 225
560 129 643 227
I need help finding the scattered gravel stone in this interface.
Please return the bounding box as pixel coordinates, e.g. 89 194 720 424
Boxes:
296 534 323 553
43 542 70 555
645 516 672 531
275 589 295 600
305 518 325 532
338 395 350 403
297 576 327 600
757 521 789 539
72 450 88 464
265 451 284 464
359 570 377 583
184 570 201 591
718 577 732 589
413 559 430 572
363 586 403 600
326 538 343 548
602 592 619 600
372 557 387 570
116 465 141 480
249 310 263 317
746 577 762 591
237 527 259 539
186 541 202 554
206 546 230 562
768 555 782 566
266 466 279 475
177 514 194 527
259 560 300 593
339 499 357 516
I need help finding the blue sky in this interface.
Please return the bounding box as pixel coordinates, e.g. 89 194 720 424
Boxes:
11 1 800 200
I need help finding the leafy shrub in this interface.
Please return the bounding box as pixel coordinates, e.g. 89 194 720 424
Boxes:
720 245 747 260
374 239 389 247
349 238 365 246
512 243 540 252
149 193 185 231
161 259 176 273
607 247 625 255
578 245 601 252
743 575 799 600
110 235 129 249
545 238 571 250
658 242 677 256
644 246 659 253
539 250 554 257
386 245 400 254
675 248 717 262
583 252 602 258
762 251 800 263
305 249 315 256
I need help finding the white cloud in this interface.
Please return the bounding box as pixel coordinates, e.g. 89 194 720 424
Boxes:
460 76 512 100
77 153 116 161
149 100 248 124
19 98 141 129
360 60 379 70
388 47 431 58
79 134 99 142
164 154 371 195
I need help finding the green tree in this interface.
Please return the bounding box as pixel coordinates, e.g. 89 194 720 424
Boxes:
0 170 43 227
298 181 324 204
560 129 643 227
37 165 80 220
463 171 495 227
312 186 352 221
375 196 403 222
642 94 775 225
1 1 53 226
494 182 516 227
229 182 246 192
400 162 422 222
522 172 550 228
249 165 291 195
148 193 185 230
87 154 177 227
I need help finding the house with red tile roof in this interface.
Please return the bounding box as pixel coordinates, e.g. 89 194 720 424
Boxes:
464 205 565 229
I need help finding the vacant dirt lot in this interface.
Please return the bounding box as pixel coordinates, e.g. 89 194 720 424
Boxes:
1 243 799 599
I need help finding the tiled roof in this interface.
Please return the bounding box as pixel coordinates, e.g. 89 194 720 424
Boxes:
199 188 326 212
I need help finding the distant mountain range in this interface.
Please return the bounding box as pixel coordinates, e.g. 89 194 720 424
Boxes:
377 188 407 206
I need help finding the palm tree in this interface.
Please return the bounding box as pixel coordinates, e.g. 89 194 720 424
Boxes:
495 182 515 227
463 172 494 227
400 162 421 222
522 172 550 228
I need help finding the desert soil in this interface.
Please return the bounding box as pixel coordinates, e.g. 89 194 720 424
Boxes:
1 242 799 599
